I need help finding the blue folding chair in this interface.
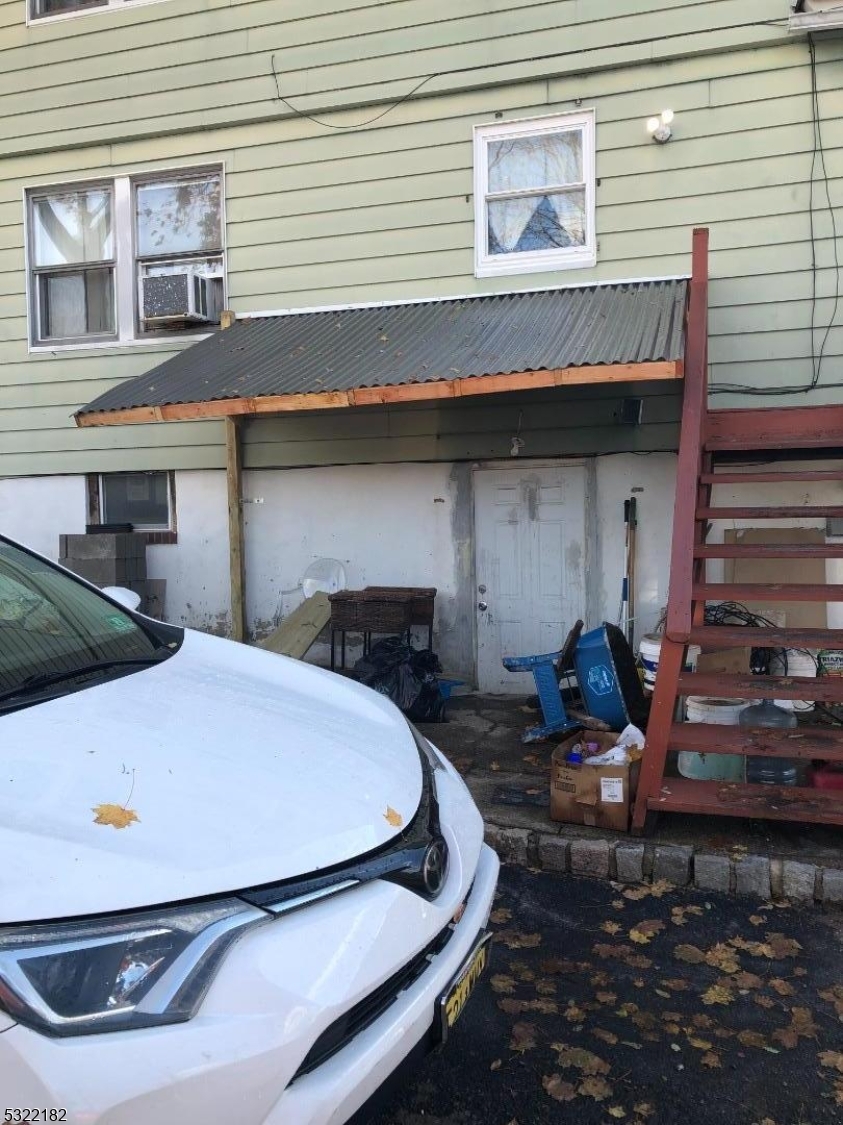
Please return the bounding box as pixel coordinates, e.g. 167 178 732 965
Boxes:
502 621 584 743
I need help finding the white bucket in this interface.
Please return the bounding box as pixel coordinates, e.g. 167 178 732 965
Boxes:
639 634 700 692
769 649 817 712
679 697 749 782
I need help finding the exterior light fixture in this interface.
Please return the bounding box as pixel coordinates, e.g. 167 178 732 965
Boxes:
647 109 674 144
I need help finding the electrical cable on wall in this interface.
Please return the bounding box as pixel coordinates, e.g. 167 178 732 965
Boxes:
712 33 841 397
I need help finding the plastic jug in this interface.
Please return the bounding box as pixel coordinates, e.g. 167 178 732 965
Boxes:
739 699 798 786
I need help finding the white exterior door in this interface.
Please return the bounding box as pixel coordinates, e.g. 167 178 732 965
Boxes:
474 464 586 694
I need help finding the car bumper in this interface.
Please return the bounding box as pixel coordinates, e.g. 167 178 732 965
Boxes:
0 763 499 1125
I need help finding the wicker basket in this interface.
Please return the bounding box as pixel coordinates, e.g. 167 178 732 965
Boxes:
329 590 414 632
363 586 436 625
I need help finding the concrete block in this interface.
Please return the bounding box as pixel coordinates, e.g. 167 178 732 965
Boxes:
735 855 772 900
821 867 843 904
694 852 732 894
653 845 693 886
484 824 530 866
615 844 645 883
64 558 122 587
570 838 611 879
63 534 116 561
143 579 166 621
537 835 569 873
782 861 817 903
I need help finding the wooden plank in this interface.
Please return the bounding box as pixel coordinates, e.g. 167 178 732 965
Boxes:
225 416 246 644
700 470 843 485
682 625 843 648
258 592 331 659
665 227 707 640
668 722 843 760
696 543 843 558
647 777 843 825
73 362 684 427
693 583 843 602
677 671 843 702
705 404 843 450
698 506 843 519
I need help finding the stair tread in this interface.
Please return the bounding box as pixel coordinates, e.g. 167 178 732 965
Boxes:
647 776 843 824
692 583 843 602
668 722 843 759
700 470 843 485
697 506 843 519
705 404 843 451
695 544 843 559
682 626 843 648
677 671 843 702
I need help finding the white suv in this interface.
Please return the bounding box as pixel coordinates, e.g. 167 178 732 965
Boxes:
0 534 498 1124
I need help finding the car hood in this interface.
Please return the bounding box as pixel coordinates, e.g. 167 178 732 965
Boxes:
0 630 422 922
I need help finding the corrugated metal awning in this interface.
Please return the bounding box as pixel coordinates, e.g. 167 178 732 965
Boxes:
76 280 688 426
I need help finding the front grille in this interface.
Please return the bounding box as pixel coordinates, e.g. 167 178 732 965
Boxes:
292 881 474 1081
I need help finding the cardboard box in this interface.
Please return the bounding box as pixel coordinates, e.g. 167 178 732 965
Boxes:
550 732 640 832
694 647 750 675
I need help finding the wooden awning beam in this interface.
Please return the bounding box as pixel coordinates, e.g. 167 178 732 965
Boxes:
75 360 684 427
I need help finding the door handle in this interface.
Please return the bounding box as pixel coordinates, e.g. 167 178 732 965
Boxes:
478 601 488 611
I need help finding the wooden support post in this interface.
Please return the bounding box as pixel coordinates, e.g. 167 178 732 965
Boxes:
225 416 246 643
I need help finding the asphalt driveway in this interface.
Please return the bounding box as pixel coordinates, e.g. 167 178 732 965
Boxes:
370 865 843 1125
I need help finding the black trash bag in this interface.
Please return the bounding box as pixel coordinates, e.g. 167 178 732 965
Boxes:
354 638 445 722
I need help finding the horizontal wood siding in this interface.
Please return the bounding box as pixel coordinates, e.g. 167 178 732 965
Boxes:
0 5 841 476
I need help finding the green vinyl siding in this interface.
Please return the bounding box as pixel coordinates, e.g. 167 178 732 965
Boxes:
0 2 841 477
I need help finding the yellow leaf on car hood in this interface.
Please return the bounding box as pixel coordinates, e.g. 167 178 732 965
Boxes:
92 803 139 829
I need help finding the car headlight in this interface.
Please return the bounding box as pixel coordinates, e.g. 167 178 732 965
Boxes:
0 899 268 1037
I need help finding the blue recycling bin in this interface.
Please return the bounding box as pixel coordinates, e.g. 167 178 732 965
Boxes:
572 624 632 730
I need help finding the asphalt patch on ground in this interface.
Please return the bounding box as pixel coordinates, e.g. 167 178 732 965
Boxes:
368 865 843 1125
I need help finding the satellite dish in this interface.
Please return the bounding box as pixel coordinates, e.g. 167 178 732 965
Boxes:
301 559 347 599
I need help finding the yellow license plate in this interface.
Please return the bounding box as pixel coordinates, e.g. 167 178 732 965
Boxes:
437 932 492 1040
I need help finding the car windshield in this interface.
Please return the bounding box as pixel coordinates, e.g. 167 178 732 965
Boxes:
0 537 172 703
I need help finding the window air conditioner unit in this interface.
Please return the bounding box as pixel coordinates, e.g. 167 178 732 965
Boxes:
790 0 843 30
141 272 220 324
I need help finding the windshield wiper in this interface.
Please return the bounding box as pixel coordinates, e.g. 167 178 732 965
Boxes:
0 654 170 706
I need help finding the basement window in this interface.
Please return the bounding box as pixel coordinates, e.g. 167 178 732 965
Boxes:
88 472 176 541
473 111 596 279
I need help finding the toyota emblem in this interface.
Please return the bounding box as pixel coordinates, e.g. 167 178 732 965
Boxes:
422 838 448 897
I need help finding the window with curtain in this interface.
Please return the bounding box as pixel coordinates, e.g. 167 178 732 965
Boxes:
473 112 596 279
30 188 115 343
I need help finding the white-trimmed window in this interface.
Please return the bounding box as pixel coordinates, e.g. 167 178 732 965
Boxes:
26 167 224 348
89 471 175 536
29 0 166 21
473 111 596 278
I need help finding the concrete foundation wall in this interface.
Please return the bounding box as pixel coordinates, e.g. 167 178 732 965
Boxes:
0 474 86 559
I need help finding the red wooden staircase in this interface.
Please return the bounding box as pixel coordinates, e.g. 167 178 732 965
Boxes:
631 228 843 834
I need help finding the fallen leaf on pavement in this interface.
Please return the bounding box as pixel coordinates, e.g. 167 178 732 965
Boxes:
542 1075 577 1103
754 994 776 1010
701 1052 721 1068
489 907 512 924
596 991 618 1005
578 1076 613 1101
702 985 734 1006
660 977 690 992
592 1028 619 1045
608 1107 626 1119
535 977 556 995
496 930 542 949
732 971 763 990
737 1030 768 1049
687 1036 713 1050
601 921 622 935
491 974 517 994
819 984 843 1017
538 957 580 975
769 978 794 996
691 1014 713 1029
490 1058 502 1071
509 1022 537 1053
489 761 501 771
553 1044 611 1075
705 944 741 974
819 1050 843 1074
634 1104 655 1118
611 899 626 910
749 914 767 926
630 920 666 945
772 1006 817 1049
674 944 706 964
